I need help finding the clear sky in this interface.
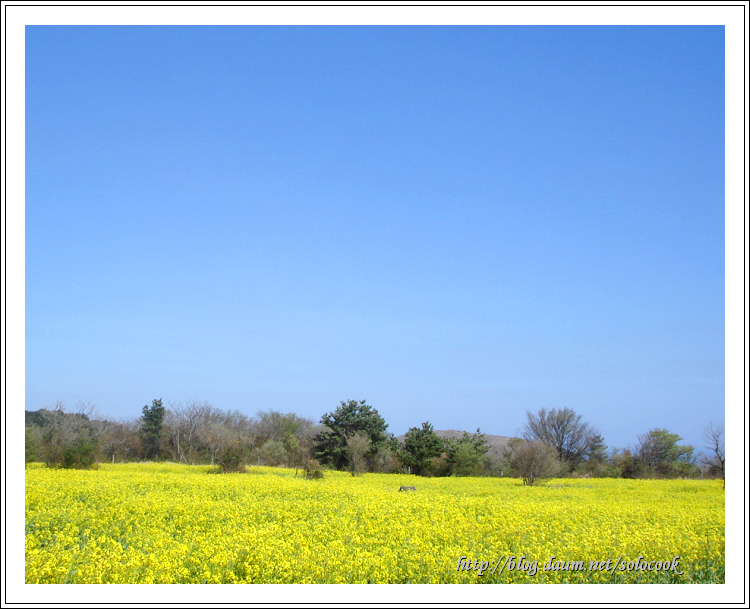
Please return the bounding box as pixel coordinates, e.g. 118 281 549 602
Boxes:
24 25 726 452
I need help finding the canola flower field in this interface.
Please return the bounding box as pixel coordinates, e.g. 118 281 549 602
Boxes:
25 462 724 584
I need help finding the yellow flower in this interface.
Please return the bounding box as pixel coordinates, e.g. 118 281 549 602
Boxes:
25 464 724 583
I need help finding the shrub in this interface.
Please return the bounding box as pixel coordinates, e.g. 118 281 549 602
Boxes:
303 458 324 479
504 439 561 486
35 403 100 470
215 440 249 473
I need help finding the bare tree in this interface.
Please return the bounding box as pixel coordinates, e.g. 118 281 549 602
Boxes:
96 418 140 464
165 401 214 464
483 445 507 477
702 423 725 487
289 423 323 474
372 443 400 473
208 409 254 472
524 408 598 468
37 401 100 469
255 410 313 443
504 439 561 486
345 432 371 477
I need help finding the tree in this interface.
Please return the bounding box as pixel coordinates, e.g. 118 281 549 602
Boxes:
504 439 561 486
164 401 212 465
523 408 599 468
282 433 301 468
257 439 288 467
482 445 507 477
585 433 608 463
141 399 166 460
635 428 696 477
611 448 640 479
33 401 100 469
445 429 489 477
96 418 140 464
26 424 40 464
701 423 725 484
314 399 388 470
398 422 444 476
577 433 610 476
289 423 324 474
346 433 371 476
372 442 401 473
210 409 254 472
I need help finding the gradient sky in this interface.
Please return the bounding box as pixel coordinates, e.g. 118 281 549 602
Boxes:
24 25 725 452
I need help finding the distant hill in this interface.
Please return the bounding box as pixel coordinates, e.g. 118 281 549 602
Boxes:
396 429 518 454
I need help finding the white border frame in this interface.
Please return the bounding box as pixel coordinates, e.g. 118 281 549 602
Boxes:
3 2 747 606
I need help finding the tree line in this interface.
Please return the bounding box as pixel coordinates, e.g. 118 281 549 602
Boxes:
24 399 725 485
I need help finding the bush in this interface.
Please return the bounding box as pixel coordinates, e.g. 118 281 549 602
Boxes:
35 403 100 470
25 426 40 464
423 455 451 478
60 436 99 470
314 399 389 470
256 439 288 467
372 444 400 473
504 439 561 486
303 458 324 479
215 440 250 473
398 422 444 476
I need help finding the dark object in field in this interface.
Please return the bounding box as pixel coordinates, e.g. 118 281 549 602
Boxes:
303 459 324 479
399 485 417 492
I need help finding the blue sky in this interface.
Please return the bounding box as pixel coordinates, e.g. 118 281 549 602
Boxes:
24 25 726 452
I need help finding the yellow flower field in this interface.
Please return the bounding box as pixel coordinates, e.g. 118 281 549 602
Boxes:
25 463 724 584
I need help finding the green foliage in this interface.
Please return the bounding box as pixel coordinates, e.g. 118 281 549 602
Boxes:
303 458 324 479
141 399 166 460
23 399 716 484
371 443 401 473
635 428 697 478
61 435 99 469
214 439 249 473
253 410 316 469
445 429 488 477
448 441 483 477
611 448 640 479
481 446 507 477
398 422 444 476
282 432 300 468
585 433 608 463
314 400 388 471
255 410 312 445
26 425 39 463
207 409 253 472
25 409 47 427
32 404 100 469
257 439 288 467
575 433 610 476
423 455 451 477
